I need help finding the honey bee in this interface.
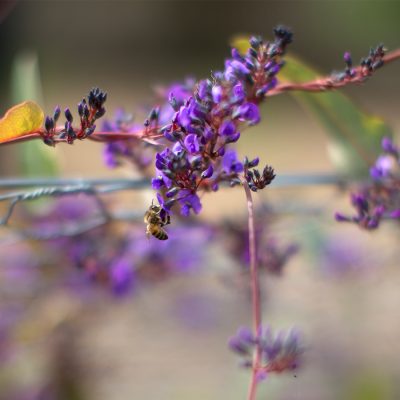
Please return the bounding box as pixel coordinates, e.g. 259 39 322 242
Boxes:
144 201 171 240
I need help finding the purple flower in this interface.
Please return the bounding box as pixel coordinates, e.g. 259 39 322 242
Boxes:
184 134 200 154
370 155 395 179
178 190 202 216
235 102 260 125
224 59 250 81
233 82 245 102
176 106 191 129
212 85 223 103
229 325 303 374
222 150 244 174
152 176 165 189
201 165 214 179
219 120 237 136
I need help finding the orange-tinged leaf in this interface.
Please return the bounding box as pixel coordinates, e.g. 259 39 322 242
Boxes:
0 101 44 143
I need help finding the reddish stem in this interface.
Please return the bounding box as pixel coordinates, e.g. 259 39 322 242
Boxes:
267 48 400 96
241 178 262 400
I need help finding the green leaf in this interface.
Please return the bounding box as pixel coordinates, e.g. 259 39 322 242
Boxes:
280 55 392 177
11 51 60 177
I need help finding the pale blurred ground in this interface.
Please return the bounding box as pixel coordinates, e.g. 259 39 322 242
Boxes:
1 1 400 399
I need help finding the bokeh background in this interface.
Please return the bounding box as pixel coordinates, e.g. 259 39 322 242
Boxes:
0 1 400 399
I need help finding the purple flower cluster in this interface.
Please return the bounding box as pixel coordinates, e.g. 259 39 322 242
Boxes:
222 209 298 276
336 136 400 229
102 109 155 170
29 197 213 297
44 87 107 145
229 325 303 377
151 27 292 216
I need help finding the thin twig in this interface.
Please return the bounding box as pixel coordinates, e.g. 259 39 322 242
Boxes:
0 174 344 190
0 177 150 189
0 183 139 228
267 48 400 96
241 179 262 400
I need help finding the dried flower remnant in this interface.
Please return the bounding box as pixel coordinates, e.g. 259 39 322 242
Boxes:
229 325 303 377
336 136 400 229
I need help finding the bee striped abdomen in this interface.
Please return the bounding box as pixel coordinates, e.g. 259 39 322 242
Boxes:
153 229 168 240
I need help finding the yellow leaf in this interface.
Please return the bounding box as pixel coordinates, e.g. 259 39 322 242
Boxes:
0 101 44 143
231 35 251 55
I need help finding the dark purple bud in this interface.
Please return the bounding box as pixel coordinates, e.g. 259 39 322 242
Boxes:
211 182 219 191
85 125 96 136
372 59 384 70
351 194 369 212
273 25 293 45
83 104 90 119
245 59 255 70
225 131 240 143
163 131 176 142
43 136 54 146
218 146 226 156
250 184 258 192
231 48 242 60
250 36 261 49
228 337 250 355
343 51 352 66
148 107 159 121
78 102 84 117
268 64 281 77
155 158 165 170
45 116 54 131
334 212 350 222
237 327 255 344
53 106 61 121
249 48 258 58
166 187 179 198
201 165 214 179
248 157 259 168
64 108 73 123
95 107 106 119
